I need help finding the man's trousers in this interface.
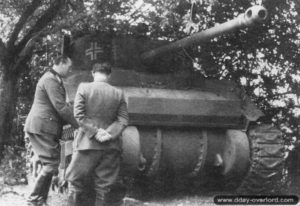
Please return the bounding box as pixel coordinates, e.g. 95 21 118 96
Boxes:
66 149 121 205
27 132 60 205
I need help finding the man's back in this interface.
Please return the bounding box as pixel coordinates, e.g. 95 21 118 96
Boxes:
31 72 62 116
74 81 128 150
79 82 123 128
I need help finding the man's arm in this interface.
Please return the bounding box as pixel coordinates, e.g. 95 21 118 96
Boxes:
44 78 78 128
73 84 98 138
105 92 129 140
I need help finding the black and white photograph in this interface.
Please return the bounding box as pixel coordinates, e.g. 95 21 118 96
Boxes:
0 0 300 205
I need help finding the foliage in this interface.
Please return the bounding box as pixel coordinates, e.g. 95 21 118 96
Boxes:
0 145 27 186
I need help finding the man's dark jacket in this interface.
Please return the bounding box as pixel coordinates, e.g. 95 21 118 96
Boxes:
73 81 128 151
24 71 78 136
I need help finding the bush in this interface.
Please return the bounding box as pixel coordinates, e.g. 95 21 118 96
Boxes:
0 144 27 186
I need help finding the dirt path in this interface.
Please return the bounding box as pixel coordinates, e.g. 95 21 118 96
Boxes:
0 184 216 206
1 180 300 206
0 180 220 206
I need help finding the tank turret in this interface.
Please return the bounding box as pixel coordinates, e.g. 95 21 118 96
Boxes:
141 5 268 62
64 6 268 74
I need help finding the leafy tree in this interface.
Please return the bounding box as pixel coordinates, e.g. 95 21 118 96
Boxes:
0 0 69 145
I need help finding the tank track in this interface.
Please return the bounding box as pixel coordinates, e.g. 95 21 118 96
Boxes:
237 124 285 194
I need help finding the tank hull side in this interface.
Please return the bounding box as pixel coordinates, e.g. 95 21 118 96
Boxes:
132 127 250 185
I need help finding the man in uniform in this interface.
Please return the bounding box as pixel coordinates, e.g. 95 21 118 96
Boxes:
66 62 129 206
24 55 79 206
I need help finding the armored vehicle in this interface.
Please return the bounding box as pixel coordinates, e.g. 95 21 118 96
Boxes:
58 5 284 195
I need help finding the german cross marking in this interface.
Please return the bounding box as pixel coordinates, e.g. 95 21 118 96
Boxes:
85 42 103 60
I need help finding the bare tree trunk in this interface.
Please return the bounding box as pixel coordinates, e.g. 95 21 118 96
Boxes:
0 68 18 144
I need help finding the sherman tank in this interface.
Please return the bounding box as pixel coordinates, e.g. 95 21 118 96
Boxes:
57 5 285 195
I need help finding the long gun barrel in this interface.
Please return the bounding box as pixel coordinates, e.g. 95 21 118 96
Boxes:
141 5 268 61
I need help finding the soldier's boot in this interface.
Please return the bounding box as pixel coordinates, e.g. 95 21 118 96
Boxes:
27 173 53 206
67 192 86 206
105 182 126 206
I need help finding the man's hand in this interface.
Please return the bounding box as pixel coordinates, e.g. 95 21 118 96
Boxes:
52 176 68 193
94 128 112 142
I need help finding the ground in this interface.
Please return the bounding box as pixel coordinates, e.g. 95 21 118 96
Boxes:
0 180 217 206
1 179 300 206
0 184 216 206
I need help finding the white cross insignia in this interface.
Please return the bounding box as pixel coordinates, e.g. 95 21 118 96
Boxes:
85 42 103 60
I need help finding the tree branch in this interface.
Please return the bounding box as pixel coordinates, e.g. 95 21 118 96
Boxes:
19 32 42 58
268 91 296 98
67 0 84 12
7 0 42 49
0 38 7 62
0 39 10 80
16 0 66 55
13 32 42 73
